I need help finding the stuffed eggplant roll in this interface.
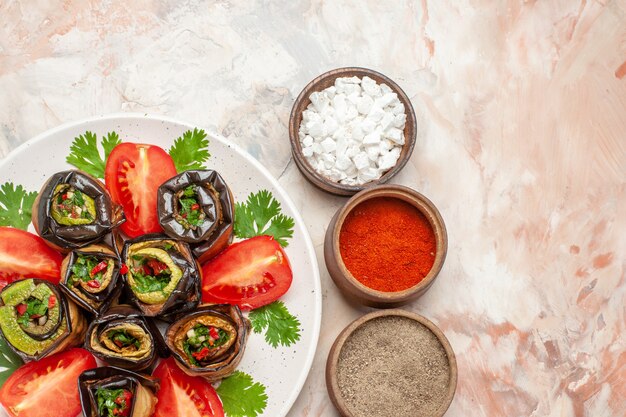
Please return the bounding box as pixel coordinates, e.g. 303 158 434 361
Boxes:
33 170 125 251
79 366 159 417
0 279 86 361
85 305 166 371
165 304 249 381
60 244 123 315
157 170 234 263
122 234 200 318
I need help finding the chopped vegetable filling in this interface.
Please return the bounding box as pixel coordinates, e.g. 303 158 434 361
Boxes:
51 185 96 225
183 324 229 365
174 186 206 230
96 388 133 417
130 255 172 294
107 330 141 349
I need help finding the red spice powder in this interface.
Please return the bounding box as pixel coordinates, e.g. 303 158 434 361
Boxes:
339 197 436 292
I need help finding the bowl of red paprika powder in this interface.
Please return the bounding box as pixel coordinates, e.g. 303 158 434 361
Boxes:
324 184 447 307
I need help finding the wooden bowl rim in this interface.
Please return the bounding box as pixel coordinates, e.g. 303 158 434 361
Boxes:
330 184 447 304
326 309 458 417
289 66 417 196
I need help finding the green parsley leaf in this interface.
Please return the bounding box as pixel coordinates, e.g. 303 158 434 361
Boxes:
0 182 37 230
217 371 268 417
66 131 121 178
234 190 295 247
0 335 23 386
248 301 301 348
168 128 210 172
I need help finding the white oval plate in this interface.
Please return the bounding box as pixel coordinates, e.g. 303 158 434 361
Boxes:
0 113 321 417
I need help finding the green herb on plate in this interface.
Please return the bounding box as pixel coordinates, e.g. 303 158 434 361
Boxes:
168 128 210 173
234 190 295 247
0 182 37 230
217 371 268 417
249 301 301 348
66 131 121 178
0 335 23 386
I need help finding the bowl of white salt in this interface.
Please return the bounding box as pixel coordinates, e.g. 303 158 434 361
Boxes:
289 67 417 196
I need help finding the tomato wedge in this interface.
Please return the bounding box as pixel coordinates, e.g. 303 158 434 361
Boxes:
152 357 224 417
105 143 177 238
201 235 292 309
0 348 96 417
0 227 63 290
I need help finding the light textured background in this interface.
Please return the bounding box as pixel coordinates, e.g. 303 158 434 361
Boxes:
1 1 625 416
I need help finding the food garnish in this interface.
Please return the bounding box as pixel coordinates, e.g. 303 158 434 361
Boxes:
0 227 63 288
66 131 122 178
216 370 268 417
201 235 293 310
167 128 211 173
249 300 301 348
0 348 96 417
234 190 294 247
0 182 37 230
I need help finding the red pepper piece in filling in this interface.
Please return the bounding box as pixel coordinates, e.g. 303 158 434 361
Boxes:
47 295 56 308
16 304 27 315
192 347 210 361
119 264 129 274
147 259 168 275
87 280 100 288
90 261 108 277
191 203 200 211
209 327 219 340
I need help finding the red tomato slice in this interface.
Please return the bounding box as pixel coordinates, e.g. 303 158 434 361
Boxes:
201 235 293 310
152 357 224 417
0 348 97 417
0 227 63 290
104 143 177 238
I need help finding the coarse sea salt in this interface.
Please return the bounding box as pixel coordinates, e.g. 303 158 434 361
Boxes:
298 76 406 186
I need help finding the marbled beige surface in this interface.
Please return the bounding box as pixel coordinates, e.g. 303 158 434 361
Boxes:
1 1 625 416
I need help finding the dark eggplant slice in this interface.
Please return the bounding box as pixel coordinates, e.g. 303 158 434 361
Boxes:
59 243 123 315
0 279 87 362
121 234 200 318
79 366 159 417
32 170 125 252
157 170 234 263
85 305 166 371
165 304 249 381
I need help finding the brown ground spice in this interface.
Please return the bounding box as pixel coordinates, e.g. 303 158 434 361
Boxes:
336 316 450 417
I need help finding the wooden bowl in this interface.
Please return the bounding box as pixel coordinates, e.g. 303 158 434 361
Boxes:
324 184 447 307
326 309 457 417
289 67 417 196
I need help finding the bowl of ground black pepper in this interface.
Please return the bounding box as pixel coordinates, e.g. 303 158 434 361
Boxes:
324 184 447 307
326 309 457 417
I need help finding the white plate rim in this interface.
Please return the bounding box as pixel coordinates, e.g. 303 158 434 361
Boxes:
0 112 322 417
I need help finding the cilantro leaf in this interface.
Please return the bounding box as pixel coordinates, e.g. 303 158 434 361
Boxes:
234 190 295 247
168 128 210 172
0 182 37 230
249 301 301 348
66 131 121 178
0 336 23 386
217 371 268 417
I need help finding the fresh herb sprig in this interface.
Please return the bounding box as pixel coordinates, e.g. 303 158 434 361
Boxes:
217 371 268 417
0 182 37 230
66 131 121 178
249 301 301 348
168 128 210 173
0 337 23 386
234 190 295 247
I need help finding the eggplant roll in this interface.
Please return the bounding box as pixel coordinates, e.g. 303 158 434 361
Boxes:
32 170 125 251
122 234 200 318
79 366 159 417
165 304 249 381
157 170 234 262
86 305 165 371
0 279 86 361
60 244 122 315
